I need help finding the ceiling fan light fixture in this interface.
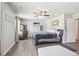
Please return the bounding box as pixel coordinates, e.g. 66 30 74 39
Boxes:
39 16 44 19
33 10 50 17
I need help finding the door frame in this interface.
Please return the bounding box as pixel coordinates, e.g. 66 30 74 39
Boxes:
0 3 2 56
0 3 1 56
15 16 19 42
75 18 79 42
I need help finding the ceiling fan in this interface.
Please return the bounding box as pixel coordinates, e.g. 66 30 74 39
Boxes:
33 10 50 17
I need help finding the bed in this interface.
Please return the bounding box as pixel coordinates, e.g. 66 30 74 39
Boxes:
38 45 78 56
32 30 63 45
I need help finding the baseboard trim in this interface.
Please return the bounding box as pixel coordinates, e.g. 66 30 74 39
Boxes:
4 42 18 56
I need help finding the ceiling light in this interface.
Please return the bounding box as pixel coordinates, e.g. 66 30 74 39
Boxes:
33 10 50 18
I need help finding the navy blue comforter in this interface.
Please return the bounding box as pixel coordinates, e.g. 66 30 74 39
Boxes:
32 31 57 44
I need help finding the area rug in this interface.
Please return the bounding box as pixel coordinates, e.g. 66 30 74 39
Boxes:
38 45 78 56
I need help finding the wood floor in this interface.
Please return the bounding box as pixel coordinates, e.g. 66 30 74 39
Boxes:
9 39 38 56
6 38 79 56
7 38 60 56
62 42 79 54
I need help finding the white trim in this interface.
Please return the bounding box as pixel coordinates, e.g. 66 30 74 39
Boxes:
2 42 15 56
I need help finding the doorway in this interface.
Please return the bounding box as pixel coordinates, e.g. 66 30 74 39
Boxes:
19 24 28 40
75 18 79 42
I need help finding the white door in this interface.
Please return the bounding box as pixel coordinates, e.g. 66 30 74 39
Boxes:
67 18 75 43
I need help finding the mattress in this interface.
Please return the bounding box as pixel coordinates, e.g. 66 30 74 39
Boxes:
38 45 78 56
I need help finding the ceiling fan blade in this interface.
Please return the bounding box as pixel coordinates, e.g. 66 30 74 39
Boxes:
44 14 50 16
33 14 38 17
34 12 38 14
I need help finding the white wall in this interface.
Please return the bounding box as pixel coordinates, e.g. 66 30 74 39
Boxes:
1 3 16 55
46 14 64 30
73 13 79 19
21 19 46 37
46 14 65 43
51 14 76 43
50 14 76 43
52 14 66 43
0 3 1 55
53 14 64 29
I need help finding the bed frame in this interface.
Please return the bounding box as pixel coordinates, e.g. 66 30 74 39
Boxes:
33 29 63 45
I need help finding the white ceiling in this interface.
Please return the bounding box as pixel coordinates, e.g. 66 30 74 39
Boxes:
7 2 79 19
